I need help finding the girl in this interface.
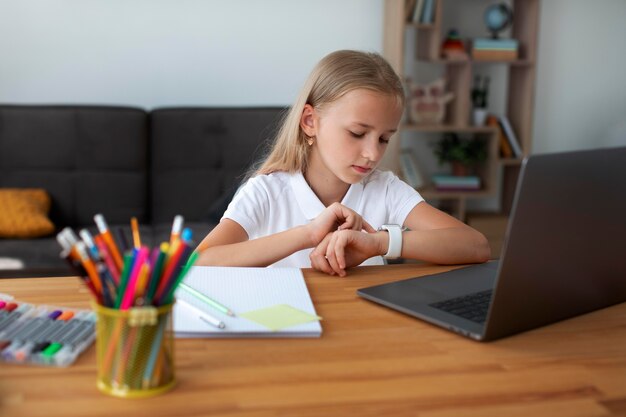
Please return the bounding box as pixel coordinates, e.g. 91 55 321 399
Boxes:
196 50 490 276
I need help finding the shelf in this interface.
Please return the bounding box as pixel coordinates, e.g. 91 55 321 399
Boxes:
401 124 497 134
406 22 436 30
418 186 496 199
383 0 539 221
472 59 535 67
416 58 534 67
499 158 523 166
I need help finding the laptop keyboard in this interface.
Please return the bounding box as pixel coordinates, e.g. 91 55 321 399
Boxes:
429 289 493 324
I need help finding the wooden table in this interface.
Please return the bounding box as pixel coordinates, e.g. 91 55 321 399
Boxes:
1 264 625 417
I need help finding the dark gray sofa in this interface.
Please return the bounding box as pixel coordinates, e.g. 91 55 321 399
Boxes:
0 105 284 277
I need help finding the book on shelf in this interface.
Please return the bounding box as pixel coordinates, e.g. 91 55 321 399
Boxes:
420 0 436 24
471 38 518 61
472 38 519 50
498 115 523 158
405 0 425 23
486 114 513 158
431 174 481 191
405 0 416 21
412 0 425 23
472 49 518 61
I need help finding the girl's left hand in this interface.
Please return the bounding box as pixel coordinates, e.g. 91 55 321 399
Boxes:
310 230 386 277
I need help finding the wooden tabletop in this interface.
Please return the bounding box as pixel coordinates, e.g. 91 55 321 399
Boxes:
1 264 625 417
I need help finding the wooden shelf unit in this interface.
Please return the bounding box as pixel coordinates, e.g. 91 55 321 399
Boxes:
381 0 540 221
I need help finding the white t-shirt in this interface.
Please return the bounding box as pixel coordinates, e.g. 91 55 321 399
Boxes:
222 169 424 268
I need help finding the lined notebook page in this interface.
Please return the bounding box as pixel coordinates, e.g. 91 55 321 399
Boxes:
173 266 322 338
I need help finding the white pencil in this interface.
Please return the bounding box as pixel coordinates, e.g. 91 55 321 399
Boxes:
177 298 225 329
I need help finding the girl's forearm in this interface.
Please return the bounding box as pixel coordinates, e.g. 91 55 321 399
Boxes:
196 225 313 267
400 228 491 265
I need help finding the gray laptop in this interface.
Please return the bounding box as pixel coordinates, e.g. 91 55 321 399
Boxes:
358 147 626 341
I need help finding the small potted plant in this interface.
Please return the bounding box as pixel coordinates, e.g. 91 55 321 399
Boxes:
433 133 487 176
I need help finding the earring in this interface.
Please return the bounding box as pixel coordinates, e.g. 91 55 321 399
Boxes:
307 137 314 146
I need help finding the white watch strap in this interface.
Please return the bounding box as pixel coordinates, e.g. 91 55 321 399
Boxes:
380 224 402 259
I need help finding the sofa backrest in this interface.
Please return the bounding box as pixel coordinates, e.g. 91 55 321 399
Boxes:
149 107 285 223
0 105 149 227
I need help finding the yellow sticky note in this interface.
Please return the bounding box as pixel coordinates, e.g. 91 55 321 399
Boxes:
240 304 322 331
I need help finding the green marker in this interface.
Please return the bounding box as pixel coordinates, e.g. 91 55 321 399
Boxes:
178 280 235 317
164 251 198 305
41 342 63 357
114 253 134 309
145 242 169 305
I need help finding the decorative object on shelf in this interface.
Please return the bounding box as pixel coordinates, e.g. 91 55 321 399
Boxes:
471 75 490 126
472 3 518 61
399 149 425 189
484 3 513 38
408 77 454 125
433 133 487 176
441 29 467 60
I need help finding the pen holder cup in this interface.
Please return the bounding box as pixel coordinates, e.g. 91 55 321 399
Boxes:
94 303 176 398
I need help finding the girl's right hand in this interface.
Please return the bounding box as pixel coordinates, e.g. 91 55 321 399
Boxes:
305 202 375 246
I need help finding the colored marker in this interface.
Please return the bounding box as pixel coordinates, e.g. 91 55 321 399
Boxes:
119 247 149 310
145 243 168 305
115 227 129 254
178 281 235 317
131 216 141 249
170 215 184 245
94 214 124 270
177 298 225 329
94 234 120 284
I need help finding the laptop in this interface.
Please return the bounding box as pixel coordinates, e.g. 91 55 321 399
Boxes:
358 147 626 341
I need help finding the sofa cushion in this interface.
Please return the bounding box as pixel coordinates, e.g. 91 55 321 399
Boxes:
0 236 69 276
150 107 285 223
0 188 55 238
0 105 149 227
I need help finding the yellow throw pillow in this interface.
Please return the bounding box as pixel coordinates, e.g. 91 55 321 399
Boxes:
0 188 55 238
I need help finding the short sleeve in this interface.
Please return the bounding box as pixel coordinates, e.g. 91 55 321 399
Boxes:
385 174 424 226
222 177 269 237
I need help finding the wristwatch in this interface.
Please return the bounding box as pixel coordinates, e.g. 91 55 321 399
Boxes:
378 224 403 259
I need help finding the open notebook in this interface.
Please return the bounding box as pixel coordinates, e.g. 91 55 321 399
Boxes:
173 266 322 338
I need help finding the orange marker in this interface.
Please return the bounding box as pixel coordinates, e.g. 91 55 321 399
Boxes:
93 235 120 284
133 263 151 303
58 311 75 321
94 214 124 271
131 216 141 249
75 242 103 297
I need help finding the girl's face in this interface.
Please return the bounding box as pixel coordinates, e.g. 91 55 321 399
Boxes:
301 89 403 186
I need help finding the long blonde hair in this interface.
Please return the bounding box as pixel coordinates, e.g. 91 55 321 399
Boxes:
254 50 404 176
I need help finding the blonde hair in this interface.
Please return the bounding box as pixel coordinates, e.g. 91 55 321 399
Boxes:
253 50 404 176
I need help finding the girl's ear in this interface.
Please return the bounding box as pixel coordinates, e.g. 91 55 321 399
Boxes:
300 104 316 137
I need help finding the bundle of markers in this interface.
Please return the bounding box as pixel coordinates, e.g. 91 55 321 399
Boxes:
0 299 96 367
57 214 198 309
56 214 197 396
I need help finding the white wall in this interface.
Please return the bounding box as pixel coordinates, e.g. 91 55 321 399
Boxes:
0 0 382 108
1 0 624 149
533 0 626 153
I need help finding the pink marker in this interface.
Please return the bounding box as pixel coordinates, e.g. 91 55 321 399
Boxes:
119 247 149 310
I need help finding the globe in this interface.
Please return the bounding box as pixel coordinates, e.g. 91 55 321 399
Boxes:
484 4 513 38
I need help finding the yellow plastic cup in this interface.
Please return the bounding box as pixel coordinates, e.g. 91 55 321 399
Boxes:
94 303 175 398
